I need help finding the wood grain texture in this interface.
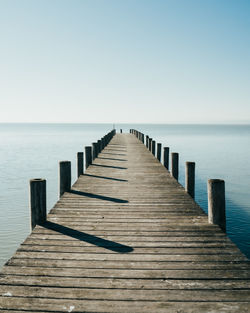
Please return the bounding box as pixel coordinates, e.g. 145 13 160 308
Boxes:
0 133 250 312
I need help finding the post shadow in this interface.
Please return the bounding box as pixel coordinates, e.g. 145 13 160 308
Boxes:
70 189 128 203
102 152 127 156
92 164 127 170
98 157 127 162
84 173 128 182
105 148 127 153
42 221 133 253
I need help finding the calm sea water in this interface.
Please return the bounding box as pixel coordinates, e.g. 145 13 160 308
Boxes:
0 123 250 268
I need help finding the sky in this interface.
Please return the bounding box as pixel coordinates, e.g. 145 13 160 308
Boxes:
0 0 249 124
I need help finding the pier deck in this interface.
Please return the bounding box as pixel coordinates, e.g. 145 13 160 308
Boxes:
0 133 250 312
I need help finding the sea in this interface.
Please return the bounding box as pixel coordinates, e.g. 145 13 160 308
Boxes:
0 123 250 268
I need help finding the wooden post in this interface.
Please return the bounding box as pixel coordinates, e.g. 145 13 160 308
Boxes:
208 179 226 232
164 147 169 169
142 134 145 144
59 161 71 197
149 138 152 151
157 143 162 161
146 136 149 148
92 142 97 160
185 162 195 198
120 129 122 133
30 178 46 230
171 152 179 180
85 146 92 169
97 140 101 154
152 140 156 156
101 137 104 150
77 152 84 177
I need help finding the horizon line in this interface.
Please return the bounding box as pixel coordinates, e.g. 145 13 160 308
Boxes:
1 122 250 125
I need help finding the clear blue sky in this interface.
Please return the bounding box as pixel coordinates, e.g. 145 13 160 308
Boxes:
0 0 249 123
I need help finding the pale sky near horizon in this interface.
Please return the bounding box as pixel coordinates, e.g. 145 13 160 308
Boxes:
0 0 249 123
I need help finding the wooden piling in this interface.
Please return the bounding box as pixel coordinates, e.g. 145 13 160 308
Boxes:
92 142 97 160
85 146 92 169
77 152 84 177
29 178 46 230
149 138 152 151
157 143 162 162
97 140 101 154
185 162 195 198
164 147 169 170
59 161 71 197
146 135 149 148
208 179 226 232
152 140 156 156
171 152 179 180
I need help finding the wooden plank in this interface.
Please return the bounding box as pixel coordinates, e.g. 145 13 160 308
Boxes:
6 258 250 270
1 285 250 301
0 298 250 313
1 275 250 290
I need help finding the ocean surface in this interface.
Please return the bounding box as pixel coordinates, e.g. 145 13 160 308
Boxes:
0 123 250 268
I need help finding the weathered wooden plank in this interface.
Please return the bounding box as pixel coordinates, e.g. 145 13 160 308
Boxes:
22 238 235 248
9 251 248 262
7 258 250 270
1 285 250 302
3 266 250 279
17 245 242 255
1 275 250 290
0 297 250 313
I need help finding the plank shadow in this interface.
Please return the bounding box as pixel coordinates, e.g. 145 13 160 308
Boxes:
98 157 127 162
42 221 133 253
102 152 127 156
105 149 127 153
70 189 128 203
84 173 128 182
92 164 127 170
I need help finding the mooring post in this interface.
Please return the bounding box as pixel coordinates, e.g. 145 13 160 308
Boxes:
59 161 71 197
92 142 97 160
152 140 156 156
157 143 162 161
98 140 101 154
149 138 152 151
85 146 92 169
164 147 169 169
104 135 107 147
101 137 104 150
171 152 179 180
77 152 84 177
30 178 46 230
208 179 226 232
185 162 195 198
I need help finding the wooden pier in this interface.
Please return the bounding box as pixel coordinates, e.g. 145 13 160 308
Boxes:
0 131 250 312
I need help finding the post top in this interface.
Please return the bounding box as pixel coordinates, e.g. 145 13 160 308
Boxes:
208 179 225 184
30 178 46 182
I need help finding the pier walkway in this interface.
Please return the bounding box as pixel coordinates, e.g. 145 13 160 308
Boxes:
0 133 250 312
